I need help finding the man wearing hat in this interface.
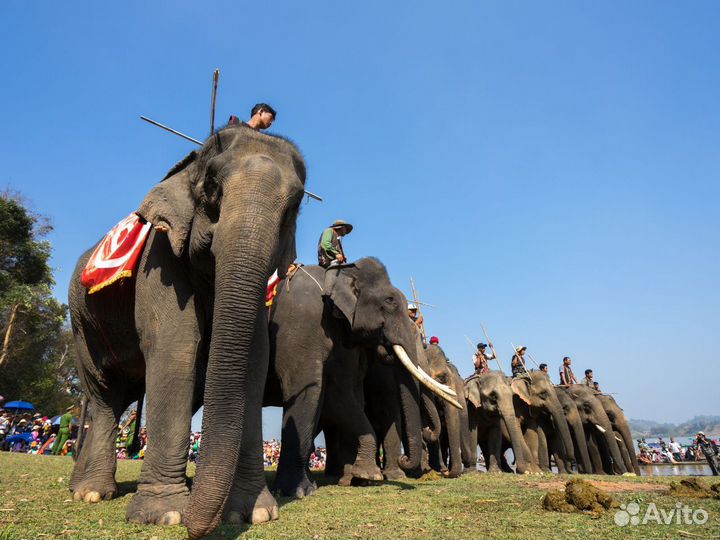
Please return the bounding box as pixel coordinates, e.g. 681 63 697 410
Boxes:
695 432 719 475
511 346 528 377
473 343 495 375
318 220 353 268
52 405 76 456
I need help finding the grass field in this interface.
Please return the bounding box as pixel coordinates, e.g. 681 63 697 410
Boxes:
1 452 719 539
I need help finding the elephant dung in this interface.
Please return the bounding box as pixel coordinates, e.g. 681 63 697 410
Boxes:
542 490 575 513
669 478 720 499
543 479 618 515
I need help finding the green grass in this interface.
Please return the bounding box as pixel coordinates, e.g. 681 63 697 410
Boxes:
1 452 719 539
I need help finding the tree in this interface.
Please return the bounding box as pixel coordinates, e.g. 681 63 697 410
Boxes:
0 191 78 413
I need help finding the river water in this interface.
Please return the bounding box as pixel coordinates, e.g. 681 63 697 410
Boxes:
640 463 714 476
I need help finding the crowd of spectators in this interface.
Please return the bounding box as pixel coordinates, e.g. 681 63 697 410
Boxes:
0 408 79 455
637 436 717 465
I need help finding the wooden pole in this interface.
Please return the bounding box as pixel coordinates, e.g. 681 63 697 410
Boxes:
210 68 220 135
480 322 503 372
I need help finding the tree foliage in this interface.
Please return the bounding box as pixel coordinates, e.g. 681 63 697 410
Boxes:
0 191 78 414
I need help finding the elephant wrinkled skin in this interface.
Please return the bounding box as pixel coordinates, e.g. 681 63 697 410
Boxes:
68 124 306 538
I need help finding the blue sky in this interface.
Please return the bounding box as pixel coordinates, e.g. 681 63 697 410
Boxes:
2 1 718 437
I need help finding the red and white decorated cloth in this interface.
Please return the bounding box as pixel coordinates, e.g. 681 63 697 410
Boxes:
266 270 281 307
81 213 152 294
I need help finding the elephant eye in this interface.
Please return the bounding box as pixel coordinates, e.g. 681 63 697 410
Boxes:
540 391 549 400
384 297 398 311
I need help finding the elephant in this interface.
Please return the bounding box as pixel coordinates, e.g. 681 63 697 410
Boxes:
597 393 640 475
68 123 306 538
421 344 473 478
564 385 628 474
553 386 593 474
510 371 575 473
464 371 534 474
263 258 457 497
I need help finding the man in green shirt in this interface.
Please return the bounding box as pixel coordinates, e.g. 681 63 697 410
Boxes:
52 405 76 455
317 220 353 268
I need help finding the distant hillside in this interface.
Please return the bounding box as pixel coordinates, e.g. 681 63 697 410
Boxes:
630 415 720 437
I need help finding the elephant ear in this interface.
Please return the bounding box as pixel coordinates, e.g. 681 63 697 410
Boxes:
465 381 482 409
137 154 198 258
511 379 533 406
323 266 358 324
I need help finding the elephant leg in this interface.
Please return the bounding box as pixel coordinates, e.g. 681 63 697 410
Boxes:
381 420 406 481
126 323 198 526
537 425 551 473
323 426 343 478
70 389 127 502
521 420 542 474
224 311 279 524
273 377 323 498
70 336 131 503
485 424 503 473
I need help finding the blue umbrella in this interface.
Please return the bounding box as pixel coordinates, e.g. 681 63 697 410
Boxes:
3 400 35 411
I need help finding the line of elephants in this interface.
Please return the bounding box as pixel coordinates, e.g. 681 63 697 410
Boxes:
67 125 638 539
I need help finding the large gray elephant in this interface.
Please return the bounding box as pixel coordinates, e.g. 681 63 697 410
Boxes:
510 371 575 473
264 258 457 497
464 371 534 474
68 124 306 538
565 385 628 474
422 344 473 478
597 393 640 475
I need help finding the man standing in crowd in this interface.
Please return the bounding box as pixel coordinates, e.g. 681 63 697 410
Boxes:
559 357 579 386
318 220 353 268
52 404 76 455
473 343 495 375
669 438 683 462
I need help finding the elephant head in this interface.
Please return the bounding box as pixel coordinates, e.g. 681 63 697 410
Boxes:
324 258 457 473
138 125 306 537
510 371 575 466
421 344 469 477
464 371 530 473
567 385 627 474
554 386 592 473
597 393 640 475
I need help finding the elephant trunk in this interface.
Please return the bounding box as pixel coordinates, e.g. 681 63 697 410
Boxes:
394 357 423 474
568 413 592 474
616 421 640 475
421 388 441 444
549 399 576 466
499 400 527 473
596 413 627 474
184 189 279 538
442 398 463 478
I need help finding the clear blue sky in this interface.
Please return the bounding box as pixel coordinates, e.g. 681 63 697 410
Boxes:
2 1 718 437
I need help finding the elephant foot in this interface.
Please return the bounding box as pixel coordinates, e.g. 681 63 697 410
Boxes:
383 468 406 481
338 473 353 487
350 463 383 482
441 470 461 479
486 465 502 474
126 484 189 525
223 486 279 525
72 479 118 503
273 472 317 499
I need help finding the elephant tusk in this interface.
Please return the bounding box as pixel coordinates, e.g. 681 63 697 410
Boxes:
615 436 623 443
595 424 607 433
392 345 463 410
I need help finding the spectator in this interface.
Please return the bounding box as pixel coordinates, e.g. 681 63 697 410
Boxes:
669 438 683 462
